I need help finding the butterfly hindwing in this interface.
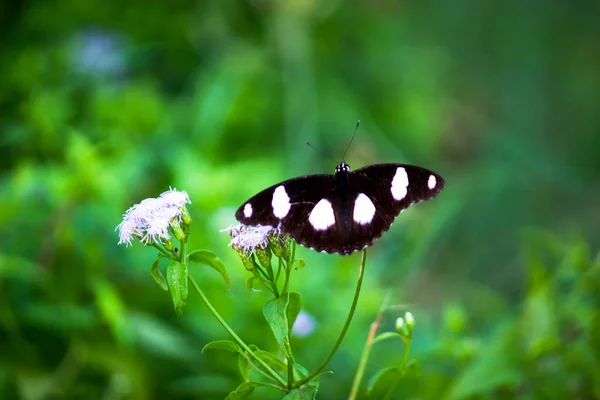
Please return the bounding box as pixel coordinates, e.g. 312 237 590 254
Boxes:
235 162 445 255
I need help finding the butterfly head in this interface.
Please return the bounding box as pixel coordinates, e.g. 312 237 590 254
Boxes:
335 162 351 173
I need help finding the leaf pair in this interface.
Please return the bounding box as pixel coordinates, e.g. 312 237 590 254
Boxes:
150 250 229 317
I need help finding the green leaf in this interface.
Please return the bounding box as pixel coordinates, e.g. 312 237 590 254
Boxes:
150 255 168 291
293 363 310 379
254 350 287 374
245 276 261 291
372 332 403 345
238 353 250 381
446 321 521 399
367 366 401 397
311 370 333 381
263 293 295 356
282 383 318 400
202 340 243 355
167 261 188 317
188 249 230 289
292 259 305 271
224 381 261 400
286 292 302 332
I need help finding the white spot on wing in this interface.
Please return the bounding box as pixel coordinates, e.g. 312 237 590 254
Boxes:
309 199 335 231
272 186 291 219
428 175 436 190
391 167 409 200
243 203 253 218
353 193 376 225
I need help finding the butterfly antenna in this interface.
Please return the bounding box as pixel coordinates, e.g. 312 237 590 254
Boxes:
305 141 338 164
341 120 360 162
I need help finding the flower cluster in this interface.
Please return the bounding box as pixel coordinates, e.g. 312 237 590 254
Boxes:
224 224 295 295
395 311 415 339
116 188 192 247
223 225 290 261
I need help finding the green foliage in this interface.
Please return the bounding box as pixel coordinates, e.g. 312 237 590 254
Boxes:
263 293 301 357
203 340 243 355
151 255 169 291
1 0 600 399
189 249 231 290
282 383 318 400
167 261 188 318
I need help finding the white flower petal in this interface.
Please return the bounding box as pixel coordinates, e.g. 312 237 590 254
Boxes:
160 188 191 207
226 224 279 252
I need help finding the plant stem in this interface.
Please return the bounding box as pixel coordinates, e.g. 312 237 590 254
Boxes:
287 350 295 390
383 337 412 400
178 231 187 264
293 249 368 388
265 261 280 298
254 265 276 295
275 257 283 287
282 241 296 294
188 274 287 387
348 290 391 400
152 243 175 260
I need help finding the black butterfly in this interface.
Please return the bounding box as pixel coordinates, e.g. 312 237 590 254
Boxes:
235 161 445 255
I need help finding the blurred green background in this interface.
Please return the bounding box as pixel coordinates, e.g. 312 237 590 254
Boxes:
2 0 600 399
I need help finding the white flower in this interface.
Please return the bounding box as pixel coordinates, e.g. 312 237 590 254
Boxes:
223 224 278 252
116 188 190 246
159 187 191 207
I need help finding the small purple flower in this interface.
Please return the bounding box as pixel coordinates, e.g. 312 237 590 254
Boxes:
292 310 317 338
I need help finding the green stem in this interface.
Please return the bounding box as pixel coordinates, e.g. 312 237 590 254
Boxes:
152 243 175 260
188 275 287 387
348 290 391 400
265 261 280 298
282 242 296 294
293 249 367 388
383 338 412 400
245 355 281 385
254 266 276 295
287 349 295 390
275 257 283 287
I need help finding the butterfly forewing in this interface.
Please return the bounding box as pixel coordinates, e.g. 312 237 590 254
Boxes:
235 162 445 255
235 174 335 228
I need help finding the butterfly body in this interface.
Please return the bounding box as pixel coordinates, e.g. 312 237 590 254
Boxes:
235 162 444 255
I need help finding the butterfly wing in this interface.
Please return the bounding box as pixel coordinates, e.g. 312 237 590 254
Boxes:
235 163 445 255
235 173 338 247
352 163 445 211
341 163 445 253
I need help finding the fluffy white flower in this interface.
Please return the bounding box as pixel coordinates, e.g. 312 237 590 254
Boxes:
116 188 190 246
160 187 191 208
224 224 279 252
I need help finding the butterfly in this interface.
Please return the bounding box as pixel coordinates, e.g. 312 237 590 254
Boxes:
235 159 445 255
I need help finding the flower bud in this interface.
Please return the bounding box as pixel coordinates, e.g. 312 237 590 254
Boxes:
181 206 192 226
170 220 186 241
404 311 415 336
163 238 174 251
233 245 258 271
255 245 272 269
395 317 409 337
270 233 290 260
